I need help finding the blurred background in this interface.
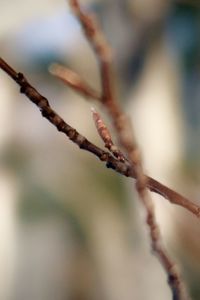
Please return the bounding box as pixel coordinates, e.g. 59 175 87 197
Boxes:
0 0 200 299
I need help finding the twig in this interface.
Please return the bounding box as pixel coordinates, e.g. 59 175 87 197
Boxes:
68 1 191 299
0 57 107 160
49 63 101 100
68 0 116 111
91 107 126 162
1 57 199 218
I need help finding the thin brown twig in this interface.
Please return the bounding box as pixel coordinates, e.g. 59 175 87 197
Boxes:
1 57 199 219
49 63 101 100
0 57 107 160
68 1 191 299
68 0 115 108
91 107 126 162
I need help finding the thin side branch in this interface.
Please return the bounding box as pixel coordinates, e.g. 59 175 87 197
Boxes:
49 63 101 100
91 107 126 162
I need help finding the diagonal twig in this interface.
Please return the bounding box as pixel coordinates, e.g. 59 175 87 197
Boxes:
1 57 199 220
1 57 199 219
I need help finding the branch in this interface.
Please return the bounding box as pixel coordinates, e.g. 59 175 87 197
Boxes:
68 1 191 299
49 63 101 101
0 58 108 160
68 0 115 109
91 107 126 162
44 62 200 219
66 2 200 219
1 57 199 219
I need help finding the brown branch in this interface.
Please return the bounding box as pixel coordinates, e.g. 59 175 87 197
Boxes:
48 71 200 219
1 57 199 219
49 63 101 100
68 0 115 108
91 107 126 162
130 142 189 300
147 176 199 215
66 3 200 215
0 57 108 160
68 1 191 299
48 62 200 215
47 63 200 215
118 119 190 299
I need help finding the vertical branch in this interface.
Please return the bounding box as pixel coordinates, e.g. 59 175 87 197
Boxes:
127 136 189 300
68 0 135 152
68 0 116 106
68 1 190 299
